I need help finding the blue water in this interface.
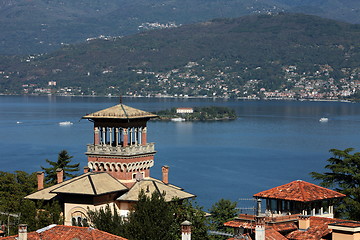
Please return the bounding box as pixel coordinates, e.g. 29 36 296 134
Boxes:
1 95 360 210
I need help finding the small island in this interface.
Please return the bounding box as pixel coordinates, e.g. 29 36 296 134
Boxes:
154 106 237 121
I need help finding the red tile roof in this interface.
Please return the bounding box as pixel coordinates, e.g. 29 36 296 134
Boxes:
330 221 360 227
270 222 298 232
265 227 288 240
224 214 299 232
253 180 345 202
226 228 286 240
286 216 344 240
227 233 252 240
0 225 127 240
224 220 255 229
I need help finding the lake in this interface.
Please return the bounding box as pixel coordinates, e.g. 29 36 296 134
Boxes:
1 95 360 210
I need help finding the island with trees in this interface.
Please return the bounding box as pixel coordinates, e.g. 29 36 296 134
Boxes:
154 106 237 121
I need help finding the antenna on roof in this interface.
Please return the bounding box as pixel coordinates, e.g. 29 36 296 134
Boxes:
120 95 123 104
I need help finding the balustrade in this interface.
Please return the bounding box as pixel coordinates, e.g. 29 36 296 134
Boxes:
87 142 155 156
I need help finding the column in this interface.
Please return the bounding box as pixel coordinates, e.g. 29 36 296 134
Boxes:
94 127 100 145
109 128 113 146
311 208 315 216
102 127 106 145
139 127 142 145
123 128 128 147
130 128 133 145
134 128 138 145
115 128 119 146
142 127 147 146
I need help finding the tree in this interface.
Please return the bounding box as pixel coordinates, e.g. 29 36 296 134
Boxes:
173 199 209 240
41 150 80 184
87 192 209 240
125 191 178 240
87 204 125 236
311 148 360 220
0 171 63 235
208 199 238 240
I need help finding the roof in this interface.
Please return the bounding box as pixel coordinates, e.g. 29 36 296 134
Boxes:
224 215 298 232
227 233 252 240
253 180 345 202
225 215 360 240
265 227 288 240
25 172 127 200
82 104 158 120
226 228 286 240
117 178 195 202
51 172 128 195
286 216 340 240
0 225 127 240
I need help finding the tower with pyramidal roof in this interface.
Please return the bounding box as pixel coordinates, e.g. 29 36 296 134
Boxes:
26 102 195 225
82 103 158 185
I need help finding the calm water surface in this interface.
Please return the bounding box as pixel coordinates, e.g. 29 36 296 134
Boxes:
1 95 360 209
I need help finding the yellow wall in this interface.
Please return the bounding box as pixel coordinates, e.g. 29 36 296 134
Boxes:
333 231 360 240
64 201 130 226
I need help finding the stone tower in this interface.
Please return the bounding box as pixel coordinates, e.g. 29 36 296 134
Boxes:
82 104 158 183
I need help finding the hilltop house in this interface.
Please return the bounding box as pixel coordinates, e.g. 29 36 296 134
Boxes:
25 104 195 226
224 180 360 240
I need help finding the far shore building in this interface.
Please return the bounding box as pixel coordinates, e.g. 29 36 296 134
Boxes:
176 107 194 114
25 104 195 226
224 180 360 240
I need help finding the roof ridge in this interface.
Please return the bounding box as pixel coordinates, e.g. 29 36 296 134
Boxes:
299 180 346 196
105 172 129 189
88 174 97 195
120 104 130 121
297 180 306 202
152 180 162 195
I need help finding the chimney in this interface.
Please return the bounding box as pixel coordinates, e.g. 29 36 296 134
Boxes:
181 220 192 240
18 224 27 240
162 165 169 184
37 171 44 190
255 216 265 240
84 166 90 173
56 168 64 184
256 198 262 216
298 216 311 230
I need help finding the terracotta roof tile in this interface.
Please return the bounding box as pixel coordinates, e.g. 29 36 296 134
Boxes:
286 216 347 240
224 220 254 229
227 233 252 240
253 180 345 202
265 227 288 240
270 222 298 232
224 214 299 232
0 225 127 240
330 221 360 227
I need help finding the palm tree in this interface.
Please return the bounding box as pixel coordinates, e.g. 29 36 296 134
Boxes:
41 150 80 185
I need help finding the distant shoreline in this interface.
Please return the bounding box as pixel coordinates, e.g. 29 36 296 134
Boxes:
0 93 355 103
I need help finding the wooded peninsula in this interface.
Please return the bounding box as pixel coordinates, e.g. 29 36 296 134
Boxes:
154 106 237 121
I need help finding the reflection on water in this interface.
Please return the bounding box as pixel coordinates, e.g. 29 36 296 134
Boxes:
1 96 360 208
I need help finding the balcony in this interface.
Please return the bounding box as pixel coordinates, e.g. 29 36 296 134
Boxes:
86 142 155 156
